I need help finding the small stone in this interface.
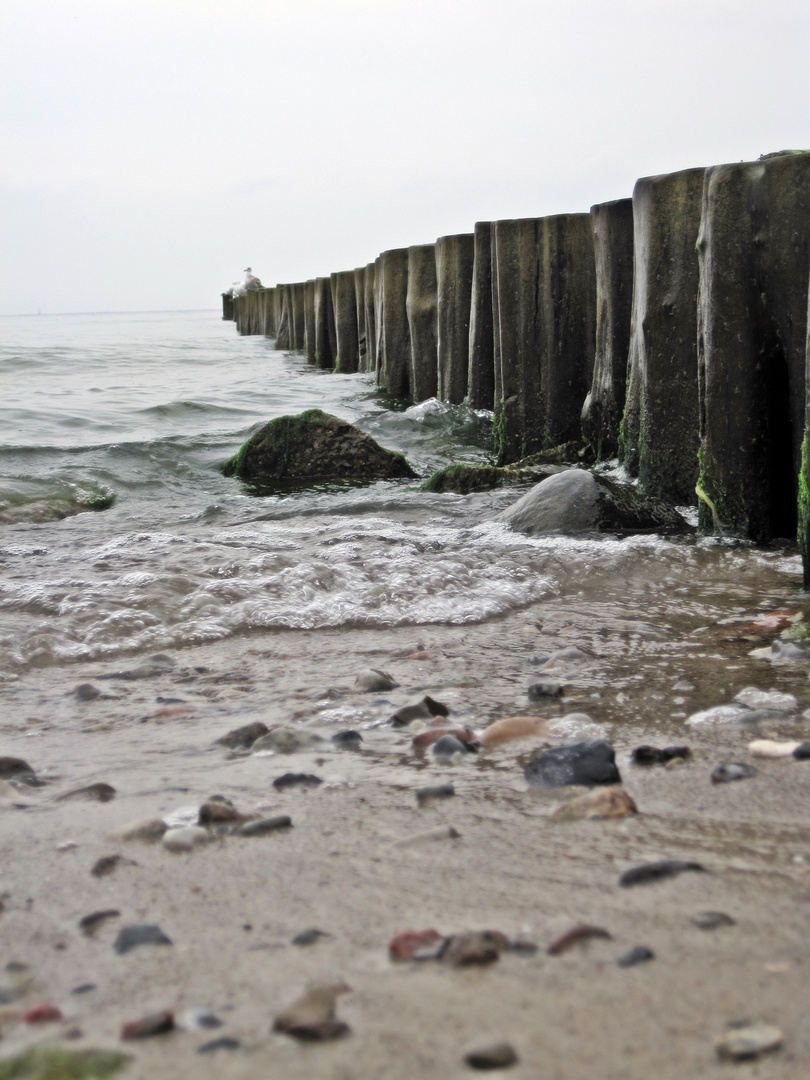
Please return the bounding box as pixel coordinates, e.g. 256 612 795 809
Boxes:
331 730 363 748
121 1010 175 1040
389 929 444 960
685 704 750 727
441 931 508 967
216 721 269 749
74 683 102 701
748 739 801 758
114 924 173 955
413 726 477 750
631 745 691 766
177 1008 223 1031
389 696 449 726
432 734 477 757
464 1042 519 1070
80 909 121 936
620 860 706 887
355 668 398 692
616 945 654 967
198 1036 241 1053
528 681 563 701
525 740 620 788
734 686 797 712
292 928 330 946
92 854 123 877
0 756 35 779
479 716 548 744
198 798 245 825
162 826 209 852
57 782 116 802
711 762 757 783
393 825 461 848
273 982 351 1041
24 1003 63 1023
252 729 323 754
691 911 736 930
550 787 637 821
547 923 611 955
416 783 455 807
793 741 810 759
673 679 695 691
239 815 292 837
71 983 97 995
108 817 167 842
714 1022 783 1061
99 656 175 682
273 772 323 791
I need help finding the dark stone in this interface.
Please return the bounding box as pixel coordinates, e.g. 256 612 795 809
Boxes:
619 860 706 887
421 464 512 494
92 854 122 877
622 166 705 500
331 270 359 373
581 199 634 459
497 469 689 537
527 682 564 701
433 734 477 757
80 909 121 936
216 721 268 749
793 741 810 759
406 244 438 402
198 1037 241 1053
292 928 330 946
632 745 691 766
222 410 416 485
0 757 35 779
467 222 495 411
279 1020 350 1042
272 773 323 791
238 815 292 837
547 924 612 955
114 924 173 955
331 730 363 748
389 695 450 726
58 782 116 803
377 248 412 398
198 798 242 825
464 1042 519 1070
120 1010 174 1039
440 931 508 966
691 911 736 931
711 762 757 784
436 233 475 404
74 683 101 701
71 983 97 995
416 783 455 807
617 945 655 968
524 740 621 788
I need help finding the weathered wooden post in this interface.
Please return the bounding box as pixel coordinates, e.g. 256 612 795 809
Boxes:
221 293 234 320
376 248 411 398
363 261 377 375
274 284 292 349
436 233 475 404
406 244 438 402
698 152 810 541
353 267 367 371
304 280 317 363
622 167 705 502
291 283 306 350
271 287 284 340
581 199 634 459
467 222 494 410
314 276 337 369
330 270 360 372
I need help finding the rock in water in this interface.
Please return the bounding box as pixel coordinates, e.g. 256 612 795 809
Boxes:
496 469 687 536
525 740 621 787
222 409 416 484
216 722 269 749
121 1011 175 1040
355 668 399 692
711 762 757 783
550 787 637 821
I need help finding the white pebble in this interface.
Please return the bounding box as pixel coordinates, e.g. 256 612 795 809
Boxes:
162 826 209 852
392 825 461 848
748 739 801 759
108 816 167 842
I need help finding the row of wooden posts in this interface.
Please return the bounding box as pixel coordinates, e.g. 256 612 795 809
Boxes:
224 151 810 577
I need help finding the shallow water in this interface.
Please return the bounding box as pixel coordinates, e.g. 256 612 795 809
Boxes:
0 310 804 677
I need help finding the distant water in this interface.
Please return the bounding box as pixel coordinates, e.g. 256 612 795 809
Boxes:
0 310 801 672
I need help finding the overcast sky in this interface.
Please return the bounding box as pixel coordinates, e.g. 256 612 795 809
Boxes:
1 0 808 315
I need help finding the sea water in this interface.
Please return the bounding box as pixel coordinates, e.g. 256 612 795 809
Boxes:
0 309 802 675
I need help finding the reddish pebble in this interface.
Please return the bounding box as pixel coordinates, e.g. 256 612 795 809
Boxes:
24 1004 63 1023
121 1010 175 1040
150 706 194 719
547 923 612 956
389 929 443 960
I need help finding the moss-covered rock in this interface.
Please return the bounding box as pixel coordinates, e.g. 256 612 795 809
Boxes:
421 464 510 494
0 1046 131 1080
222 409 417 484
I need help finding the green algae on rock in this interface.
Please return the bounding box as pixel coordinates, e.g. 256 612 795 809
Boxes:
421 464 511 494
222 409 416 484
0 1047 131 1080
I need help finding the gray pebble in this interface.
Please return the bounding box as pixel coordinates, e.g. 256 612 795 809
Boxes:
793 740 810 760
114 924 173 954
617 945 654 967
74 683 101 701
239 815 292 837
464 1042 519 1070
416 783 455 806
292 928 330 946
711 762 757 784
331 730 363 748
272 773 322 791
528 681 563 701
691 911 736 931
433 735 475 757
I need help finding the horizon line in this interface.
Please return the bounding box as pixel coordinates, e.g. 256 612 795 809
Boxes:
0 307 220 318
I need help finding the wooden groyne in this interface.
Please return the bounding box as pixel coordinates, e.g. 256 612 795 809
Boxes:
223 151 810 577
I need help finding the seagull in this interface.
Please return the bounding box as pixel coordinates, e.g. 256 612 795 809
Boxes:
230 267 264 297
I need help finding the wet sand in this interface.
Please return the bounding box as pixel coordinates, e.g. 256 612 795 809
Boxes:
2 547 810 1078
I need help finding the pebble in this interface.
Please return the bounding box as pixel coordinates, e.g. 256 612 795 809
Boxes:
631 745 691 766
441 931 509 967
273 772 323 791
528 681 563 700
685 704 749 727
550 787 637 821
216 721 269 749
163 826 209 852
389 696 449 726
416 782 455 807
691 911 736 930
711 762 757 783
432 734 477 758
252 729 323 754
525 740 621 788
198 1036 240 1053
793 741 810 759
92 854 123 877
239 815 292 837
620 860 706 887
24 1003 63 1023
748 739 801 758
57 782 116 802
80 909 121 936
198 797 246 825
413 726 477 750
547 924 611 955
292 928 330 946
355 668 399 692
99 657 175 682
734 686 797 712
393 824 461 848
177 1008 222 1031
616 945 654 967
389 929 444 960
121 1010 175 1039
714 1022 783 1061
74 683 102 701
479 716 548 745
673 679 695 692
114 924 173 955
331 730 363 748
71 983 97 995
0 756 35 780
108 817 167 842
273 982 351 1041
464 1042 519 1070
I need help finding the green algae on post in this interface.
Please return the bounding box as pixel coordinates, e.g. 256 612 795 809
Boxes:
0 1046 131 1080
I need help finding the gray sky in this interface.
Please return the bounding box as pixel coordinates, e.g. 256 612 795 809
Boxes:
1 0 808 315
